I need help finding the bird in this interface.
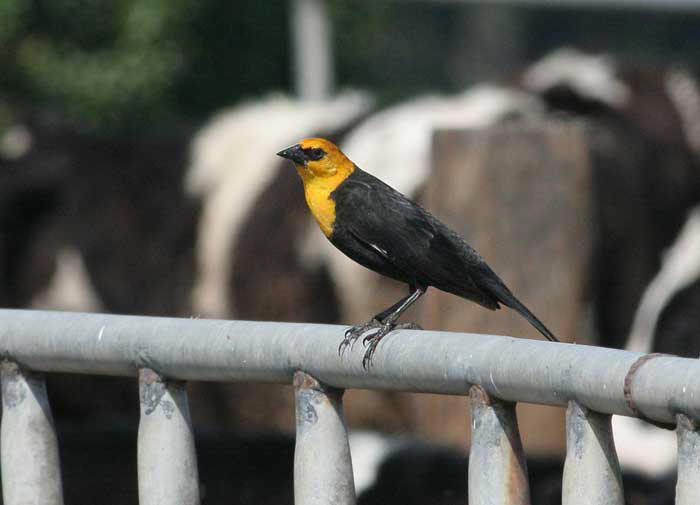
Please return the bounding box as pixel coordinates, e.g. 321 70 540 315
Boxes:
277 138 558 368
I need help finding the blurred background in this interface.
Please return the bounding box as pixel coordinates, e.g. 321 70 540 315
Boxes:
2 0 700 503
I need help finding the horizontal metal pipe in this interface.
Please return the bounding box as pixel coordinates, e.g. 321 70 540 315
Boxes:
1 309 700 423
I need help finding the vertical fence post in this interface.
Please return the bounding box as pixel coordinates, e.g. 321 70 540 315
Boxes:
676 414 700 505
294 371 355 505
562 401 623 505
468 385 530 505
1 361 64 505
137 368 200 505
290 0 333 99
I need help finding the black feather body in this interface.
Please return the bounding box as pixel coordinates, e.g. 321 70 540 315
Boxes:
329 167 557 342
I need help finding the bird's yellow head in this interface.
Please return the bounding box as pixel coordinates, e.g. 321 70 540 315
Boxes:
276 138 355 185
277 138 355 237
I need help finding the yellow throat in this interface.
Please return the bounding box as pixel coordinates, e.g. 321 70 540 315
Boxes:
297 163 354 237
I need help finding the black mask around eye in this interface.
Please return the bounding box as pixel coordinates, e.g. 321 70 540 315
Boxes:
303 147 326 161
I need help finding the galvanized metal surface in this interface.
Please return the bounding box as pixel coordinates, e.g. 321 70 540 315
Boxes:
468 386 530 505
294 371 355 505
676 414 700 505
2 309 700 423
1 362 64 505
137 368 200 505
562 402 623 505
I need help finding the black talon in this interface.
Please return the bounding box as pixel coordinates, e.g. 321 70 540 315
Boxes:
339 284 427 367
362 331 387 369
338 319 384 358
362 341 378 369
363 321 423 369
338 335 358 357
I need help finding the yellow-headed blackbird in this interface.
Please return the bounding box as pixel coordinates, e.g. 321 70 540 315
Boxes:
277 138 558 368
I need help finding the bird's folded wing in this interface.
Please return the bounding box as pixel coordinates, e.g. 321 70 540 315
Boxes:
336 177 487 296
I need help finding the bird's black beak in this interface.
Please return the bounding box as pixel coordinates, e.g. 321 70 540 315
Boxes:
277 144 306 164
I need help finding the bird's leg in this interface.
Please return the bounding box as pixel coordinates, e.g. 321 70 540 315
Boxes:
362 286 426 369
338 293 414 356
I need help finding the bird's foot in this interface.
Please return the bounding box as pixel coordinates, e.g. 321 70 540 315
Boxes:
361 321 422 370
338 318 383 356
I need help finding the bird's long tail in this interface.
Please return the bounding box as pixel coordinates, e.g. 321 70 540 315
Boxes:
501 295 559 342
484 278 559 342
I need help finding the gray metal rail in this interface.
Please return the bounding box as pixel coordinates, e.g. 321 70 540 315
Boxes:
0 308 698 504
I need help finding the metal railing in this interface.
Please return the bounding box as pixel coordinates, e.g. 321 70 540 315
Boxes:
1 308 699 504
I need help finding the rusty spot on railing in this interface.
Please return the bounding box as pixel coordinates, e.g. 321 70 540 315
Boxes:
623 353 675 430
469 384 493 406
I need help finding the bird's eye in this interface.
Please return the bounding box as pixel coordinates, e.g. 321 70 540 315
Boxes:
304 147 326 161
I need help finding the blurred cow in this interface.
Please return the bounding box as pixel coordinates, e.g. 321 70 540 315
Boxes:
2 47 700 496
0 91 374 429
521 47 700 349
614 205 700 479
525 48 700 480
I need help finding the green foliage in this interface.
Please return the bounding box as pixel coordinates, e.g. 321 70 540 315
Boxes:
0 0 290 131
1 0 698 134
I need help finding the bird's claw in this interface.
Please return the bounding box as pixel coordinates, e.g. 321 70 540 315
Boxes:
338 319 382 356
337 337 357 356
362 337 382 369
341 320 422 368
361 321 421 370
